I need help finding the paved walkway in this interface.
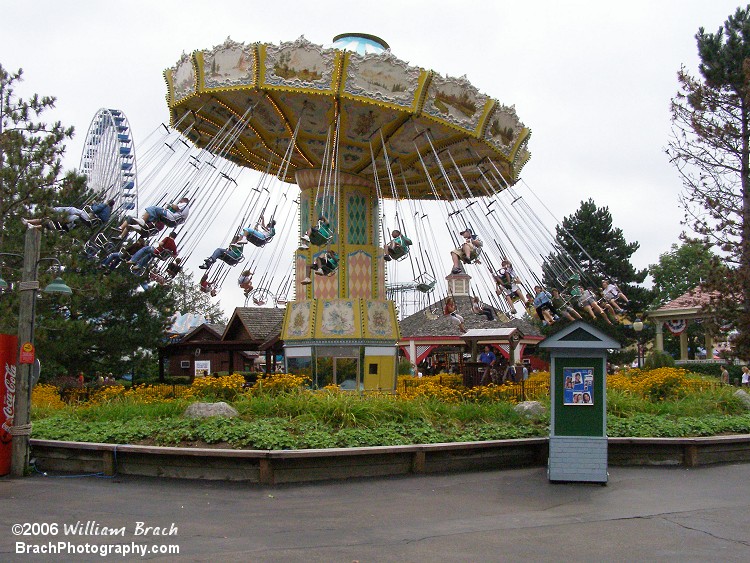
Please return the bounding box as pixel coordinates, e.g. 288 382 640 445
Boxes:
1 464 749 561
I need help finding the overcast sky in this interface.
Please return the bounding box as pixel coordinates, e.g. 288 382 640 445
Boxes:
0 0 742 315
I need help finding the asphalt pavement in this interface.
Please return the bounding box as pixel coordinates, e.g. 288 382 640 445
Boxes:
1 464 749 562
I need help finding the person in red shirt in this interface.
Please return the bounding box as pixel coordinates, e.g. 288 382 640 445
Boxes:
199 273 217 296
128 231 178 272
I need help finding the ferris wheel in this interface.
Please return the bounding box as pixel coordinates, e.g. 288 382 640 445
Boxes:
79 108 138 213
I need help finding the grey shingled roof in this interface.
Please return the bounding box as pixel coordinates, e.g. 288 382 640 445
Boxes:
205 323 226 337
226 307 286 342
398 295 541 338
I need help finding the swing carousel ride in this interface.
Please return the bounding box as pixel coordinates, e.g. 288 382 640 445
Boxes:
77 32 614 389
158 33 540 388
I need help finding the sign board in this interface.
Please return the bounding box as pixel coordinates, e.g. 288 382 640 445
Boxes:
194 360 211 378
554 359 603 436
18 342 35 365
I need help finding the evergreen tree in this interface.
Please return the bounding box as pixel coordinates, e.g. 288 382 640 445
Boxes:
666 6 750 358
0 64 82 248
548 198 650 312
0 63 178 378
34 262 178 378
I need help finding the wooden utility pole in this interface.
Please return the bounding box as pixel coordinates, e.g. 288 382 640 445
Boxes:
11 227 41 477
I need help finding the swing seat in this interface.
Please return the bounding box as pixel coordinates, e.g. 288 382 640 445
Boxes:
569 286 582 298
140 222 162 238
316 263 338 276
84 242 100 260
387 244 409 261
566 273 581 286
155 249 174 261
416 280 436 293
309 225 333 246
459 248 481 264
253 297 267 306
220 251 242 266
414 272 436 293
246 232 273 247
149 271 167 285
82 205 102 227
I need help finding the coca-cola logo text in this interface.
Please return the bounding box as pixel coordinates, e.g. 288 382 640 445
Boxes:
1 362 16 439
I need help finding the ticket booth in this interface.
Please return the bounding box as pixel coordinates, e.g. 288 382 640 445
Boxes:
539 321 620 484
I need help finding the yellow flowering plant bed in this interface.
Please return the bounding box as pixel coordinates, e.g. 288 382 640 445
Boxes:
251 372 311 395
31 383 66 410
608 367 714 400
189 373 246 400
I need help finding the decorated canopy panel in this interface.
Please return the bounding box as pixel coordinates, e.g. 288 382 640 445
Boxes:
165 36 531 199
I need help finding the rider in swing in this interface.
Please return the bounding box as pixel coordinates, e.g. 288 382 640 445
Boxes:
450 228 482 274
299 214 332 250
199 235 246 270
300 249 339 285
243 213 276 246
383 229 413 261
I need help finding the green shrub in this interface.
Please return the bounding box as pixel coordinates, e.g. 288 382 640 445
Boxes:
643 350 676 369
398 359 414 375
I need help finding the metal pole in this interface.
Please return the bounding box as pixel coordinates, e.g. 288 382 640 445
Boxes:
11 227 41 477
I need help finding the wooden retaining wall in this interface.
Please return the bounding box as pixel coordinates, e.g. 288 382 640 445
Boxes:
29 435 750 485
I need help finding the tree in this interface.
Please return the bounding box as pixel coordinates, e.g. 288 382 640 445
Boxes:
33 262 178 378
666 6 750 358
0 63 178 378
167 271 226 324
0 64 82 248
648 241 715 308
547 198 650 312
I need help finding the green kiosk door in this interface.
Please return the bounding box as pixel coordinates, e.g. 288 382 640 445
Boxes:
539 321 620 484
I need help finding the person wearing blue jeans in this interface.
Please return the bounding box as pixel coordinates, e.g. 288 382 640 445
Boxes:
129 245 157 270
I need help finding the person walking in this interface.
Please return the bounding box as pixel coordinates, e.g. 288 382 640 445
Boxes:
479 345 496 385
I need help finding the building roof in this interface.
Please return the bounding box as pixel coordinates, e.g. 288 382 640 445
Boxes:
398 295 542 339
172 322 225 344
223 307 286 342
649 286 719 318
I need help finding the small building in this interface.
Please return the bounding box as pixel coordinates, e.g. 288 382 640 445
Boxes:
397 272 546 373
159 307 285 379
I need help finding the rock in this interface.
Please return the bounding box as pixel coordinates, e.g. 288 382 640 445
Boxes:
184 402 239 419
514 400 546 418
734 389 750 410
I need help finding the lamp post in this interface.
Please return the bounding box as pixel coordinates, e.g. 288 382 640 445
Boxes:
632 318 644 369
1 228 72 477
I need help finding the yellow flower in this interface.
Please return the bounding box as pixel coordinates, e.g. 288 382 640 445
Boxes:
31 384 66 410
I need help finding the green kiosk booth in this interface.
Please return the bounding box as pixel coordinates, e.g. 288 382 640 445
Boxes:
539 321 620 484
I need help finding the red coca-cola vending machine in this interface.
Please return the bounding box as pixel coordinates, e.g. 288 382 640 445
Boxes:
0 334 18 476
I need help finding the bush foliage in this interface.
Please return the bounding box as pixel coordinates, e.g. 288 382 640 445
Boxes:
29 368 746 448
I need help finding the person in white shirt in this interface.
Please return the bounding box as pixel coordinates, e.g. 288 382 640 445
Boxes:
450 228 482 274
601 279 628 313
142 197 191 227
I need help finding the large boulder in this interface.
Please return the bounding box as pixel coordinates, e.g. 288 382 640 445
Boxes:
184 401 239 419
514 400 546 419
734 389 750 410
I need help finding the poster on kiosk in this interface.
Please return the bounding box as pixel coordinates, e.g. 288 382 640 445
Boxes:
0 334 18 476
